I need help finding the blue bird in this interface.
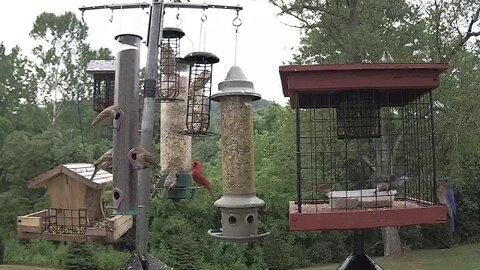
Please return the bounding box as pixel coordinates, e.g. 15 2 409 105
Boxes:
437 178 458 232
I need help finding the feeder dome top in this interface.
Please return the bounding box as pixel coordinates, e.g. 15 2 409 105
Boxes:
212 65 261 101
214 194 265 208
162 27 185 39
184 51 220 65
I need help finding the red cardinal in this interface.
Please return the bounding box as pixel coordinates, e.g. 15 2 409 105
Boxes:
191 161 213 197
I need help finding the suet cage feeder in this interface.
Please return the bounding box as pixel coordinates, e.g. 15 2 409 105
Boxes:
208 66 269 242
154 173 200 201
157 27 185 102
183 52 219 136
86 60 115 112
280 63 449 269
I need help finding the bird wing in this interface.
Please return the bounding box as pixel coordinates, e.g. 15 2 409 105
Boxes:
446 186 457 225
191 70 211 92
92 105 117 128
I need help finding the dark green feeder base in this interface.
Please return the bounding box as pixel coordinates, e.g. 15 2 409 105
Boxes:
337 253 384 270
154 172 199 201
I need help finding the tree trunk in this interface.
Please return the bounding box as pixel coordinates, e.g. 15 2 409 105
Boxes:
381 227 402 257
376 117 402 257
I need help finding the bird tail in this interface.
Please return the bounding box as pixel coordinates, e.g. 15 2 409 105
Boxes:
90 168 99 181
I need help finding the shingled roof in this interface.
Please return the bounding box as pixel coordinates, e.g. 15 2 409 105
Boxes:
86 60 115 73
28 163 112 190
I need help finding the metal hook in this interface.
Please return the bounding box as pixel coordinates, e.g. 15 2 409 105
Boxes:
201 8 207 22
109 9 114 23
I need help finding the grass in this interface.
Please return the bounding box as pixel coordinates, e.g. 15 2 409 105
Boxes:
0 266 59 270
299 243 480 270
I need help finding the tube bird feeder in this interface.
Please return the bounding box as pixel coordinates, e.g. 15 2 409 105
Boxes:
155 58 198 201
112 34 142 215
208 66 269 242
184 52 219 136
157 27 185 102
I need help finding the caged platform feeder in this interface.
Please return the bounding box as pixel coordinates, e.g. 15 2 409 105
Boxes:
280 62 449 269
87 60 115 113
157 27 185 102
183 51 219 136
16 163 133 243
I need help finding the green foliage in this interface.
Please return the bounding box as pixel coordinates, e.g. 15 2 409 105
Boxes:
65 243 99 270
0 234 4 264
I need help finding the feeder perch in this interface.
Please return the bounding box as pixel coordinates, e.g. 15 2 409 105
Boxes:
86 60 115 112
184 52 219 136
154 172 199 201
209 66 268 242
157 27 185 102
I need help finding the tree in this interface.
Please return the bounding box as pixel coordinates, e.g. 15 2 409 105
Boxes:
0 43 37 116
29 12 108 125
270 0 480 258
65 242 99 270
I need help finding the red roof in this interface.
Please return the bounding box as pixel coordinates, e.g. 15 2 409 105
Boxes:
279 63 449 97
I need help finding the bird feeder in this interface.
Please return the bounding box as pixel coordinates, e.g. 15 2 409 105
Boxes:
112 34 141 215
208 66 269 242
184 52 219 136
280 63 449 269
86 60 115 112
157 27 185 102
16 163 133 243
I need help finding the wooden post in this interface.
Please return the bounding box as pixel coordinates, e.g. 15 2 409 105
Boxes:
112 34 142 214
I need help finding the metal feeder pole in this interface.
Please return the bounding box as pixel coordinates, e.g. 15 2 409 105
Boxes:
137 0 164 259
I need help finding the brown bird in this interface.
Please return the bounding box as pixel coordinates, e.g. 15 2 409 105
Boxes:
90 148 113 181
159 170 177 198
128 146 160 171
91 105 124 130
190 70 211 92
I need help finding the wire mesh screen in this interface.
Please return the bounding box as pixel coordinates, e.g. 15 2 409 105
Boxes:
158 42 180 102
43 208 88 234
93 74 115 112
185 63 213 135
295 90 436 213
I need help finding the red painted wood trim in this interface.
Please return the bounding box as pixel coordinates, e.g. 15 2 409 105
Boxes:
279 63 448 97
289 205 447 231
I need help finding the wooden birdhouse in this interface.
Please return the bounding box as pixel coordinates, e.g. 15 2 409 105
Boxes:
87 60 115 113
17 163 132 243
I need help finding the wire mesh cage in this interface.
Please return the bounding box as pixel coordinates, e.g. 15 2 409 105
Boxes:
157 27 185 102
87 60 115 113
93 74 115 112
184 52 220 136
295 90 436 213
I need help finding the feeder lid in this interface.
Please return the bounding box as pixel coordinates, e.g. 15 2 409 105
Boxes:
212 66 261 101
176 57 190 72
162 27 185 39
184 51 220 65
214 194 265 209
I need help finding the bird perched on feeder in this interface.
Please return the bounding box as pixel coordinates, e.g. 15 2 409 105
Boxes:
437 178 458 232
380 51 395 63
128 146 160 171
191 161 213 197
91 105 124 130
374 172 409 193
159 170 178 198
90 148 113 181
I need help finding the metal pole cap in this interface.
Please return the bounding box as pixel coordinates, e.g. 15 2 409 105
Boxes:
211 66 261 101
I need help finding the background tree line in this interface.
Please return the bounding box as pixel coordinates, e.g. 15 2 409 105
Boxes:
1 0 480 269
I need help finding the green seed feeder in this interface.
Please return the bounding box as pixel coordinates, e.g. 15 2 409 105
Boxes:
154 172 199 201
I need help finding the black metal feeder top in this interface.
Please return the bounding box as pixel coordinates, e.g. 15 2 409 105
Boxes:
184 52 220 65
162 27 186 39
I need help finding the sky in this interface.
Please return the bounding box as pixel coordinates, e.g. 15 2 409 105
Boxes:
0 0 301 104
